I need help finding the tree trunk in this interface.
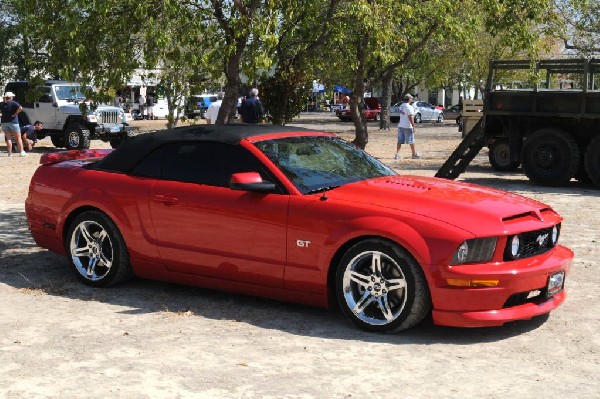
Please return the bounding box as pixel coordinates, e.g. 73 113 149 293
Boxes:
379 68 394 131
351 32 369 149
217 43 244 124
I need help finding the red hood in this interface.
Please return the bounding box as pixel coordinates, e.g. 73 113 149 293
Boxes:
323 175 559 235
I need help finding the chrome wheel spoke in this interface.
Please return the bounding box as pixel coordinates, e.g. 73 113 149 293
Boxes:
347 270 370 289
86 257 98 278
352 291 376 315
370 253 383 276
79 224 94 244
72 246 91 257
378 295 395 322
98 253 112 268
387 278 407 292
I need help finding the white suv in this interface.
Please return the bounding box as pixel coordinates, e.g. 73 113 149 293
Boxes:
5 81 133 149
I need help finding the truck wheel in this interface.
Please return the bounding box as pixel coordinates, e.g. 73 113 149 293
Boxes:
489 139 520 171
51 135 65 148
522 128 580 186
584 135 600 188
64 123 91 150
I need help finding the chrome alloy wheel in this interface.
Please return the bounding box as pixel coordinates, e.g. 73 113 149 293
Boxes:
342 251 408 326
68 130 81 148
69 220 114 282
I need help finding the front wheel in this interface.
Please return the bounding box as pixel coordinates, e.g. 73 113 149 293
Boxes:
488 139 520 171
64 123 91 150
50 134 65 148
335 239 431 332
436 113 444 123
66 211 134 287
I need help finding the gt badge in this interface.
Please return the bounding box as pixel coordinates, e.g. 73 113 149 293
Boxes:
297 240 311 248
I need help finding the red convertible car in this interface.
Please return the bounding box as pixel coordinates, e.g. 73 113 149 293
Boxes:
25 125 572 332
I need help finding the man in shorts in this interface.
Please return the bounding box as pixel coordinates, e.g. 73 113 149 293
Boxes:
395 94 422 160
21 121 44 151
1 91 26 157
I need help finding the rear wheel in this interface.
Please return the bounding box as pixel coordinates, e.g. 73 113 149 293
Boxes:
64 123 91 150
488 139 520 171
522 128 580 186
66 211 134 287
414 113 422 124
335 238 431 332
584 135 600 188
436 113 444 123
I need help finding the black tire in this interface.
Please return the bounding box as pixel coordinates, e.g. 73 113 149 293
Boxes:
522 128 580 186
584 135 600 188
66 210 134 287
51 134 65 148
64 123 91 150
436 113 444 123
488 139 520 171
335 238 431 332
109 134 130 149
414 113 422 124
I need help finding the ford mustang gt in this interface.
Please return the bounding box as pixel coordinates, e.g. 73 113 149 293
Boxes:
25 125 573 332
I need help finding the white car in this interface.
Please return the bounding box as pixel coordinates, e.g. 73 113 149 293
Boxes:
390 100 444 123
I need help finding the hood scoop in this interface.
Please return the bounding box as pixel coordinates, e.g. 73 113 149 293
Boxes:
384 178 432 193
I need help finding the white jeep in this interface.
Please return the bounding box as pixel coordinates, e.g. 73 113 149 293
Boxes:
5 80 133 149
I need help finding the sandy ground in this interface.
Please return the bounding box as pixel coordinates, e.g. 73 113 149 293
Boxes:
0 114 598 398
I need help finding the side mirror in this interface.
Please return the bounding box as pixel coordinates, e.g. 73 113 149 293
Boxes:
230 172 276 193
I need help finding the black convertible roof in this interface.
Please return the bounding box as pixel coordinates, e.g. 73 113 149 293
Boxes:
96 124 324 172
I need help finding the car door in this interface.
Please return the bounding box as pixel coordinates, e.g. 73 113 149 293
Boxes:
34 86 61 130
137 141 288 288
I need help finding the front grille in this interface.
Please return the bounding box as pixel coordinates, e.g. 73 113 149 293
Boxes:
98 111 120 124
504 225 558 261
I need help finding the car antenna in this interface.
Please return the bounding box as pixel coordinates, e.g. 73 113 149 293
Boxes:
320 193 328 201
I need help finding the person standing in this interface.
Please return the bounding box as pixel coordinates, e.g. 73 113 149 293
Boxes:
21 121 44 151
137 93 146 119
395 94 421 160
206 92 224 124
1 91 26 157
146 94 154 120
239 88 264 124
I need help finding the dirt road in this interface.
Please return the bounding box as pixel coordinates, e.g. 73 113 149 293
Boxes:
0 115 598 398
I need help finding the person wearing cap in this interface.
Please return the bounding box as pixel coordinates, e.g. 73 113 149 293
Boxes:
394 93 421 160
1 91 26 157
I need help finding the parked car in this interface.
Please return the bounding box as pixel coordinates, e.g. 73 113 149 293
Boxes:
390 100 444 123
184 94 218 119
25 125 572 333
444 104 462 124
336 97 381 122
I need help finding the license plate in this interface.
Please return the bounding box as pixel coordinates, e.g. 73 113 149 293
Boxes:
547 271 565 297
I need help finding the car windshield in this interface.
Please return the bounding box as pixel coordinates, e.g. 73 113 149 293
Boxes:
54 85 88 101
254 135 396 194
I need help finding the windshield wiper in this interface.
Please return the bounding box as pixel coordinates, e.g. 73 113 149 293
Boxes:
306 185 340 194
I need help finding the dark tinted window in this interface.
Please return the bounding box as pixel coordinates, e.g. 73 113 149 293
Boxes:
131 141 281 190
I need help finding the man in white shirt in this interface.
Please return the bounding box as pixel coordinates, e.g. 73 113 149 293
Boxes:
206 93 224 124
395 94 422 160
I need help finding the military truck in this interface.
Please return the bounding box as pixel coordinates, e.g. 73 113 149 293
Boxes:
5 80 133 150
436 59 600 188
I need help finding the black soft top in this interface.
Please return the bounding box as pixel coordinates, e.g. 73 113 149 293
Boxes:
96 124 323 173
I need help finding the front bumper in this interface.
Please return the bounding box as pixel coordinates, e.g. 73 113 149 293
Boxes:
429 244 573 327
93 124 135 135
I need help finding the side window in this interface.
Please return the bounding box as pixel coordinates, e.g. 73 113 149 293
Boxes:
131 141 282 190
37 87 53 103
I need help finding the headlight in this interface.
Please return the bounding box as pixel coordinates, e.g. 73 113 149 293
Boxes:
551 224 560 246
510 235 521 258
451 237 497 265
